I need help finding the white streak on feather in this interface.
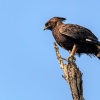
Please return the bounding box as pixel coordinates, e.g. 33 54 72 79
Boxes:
86 39 92 42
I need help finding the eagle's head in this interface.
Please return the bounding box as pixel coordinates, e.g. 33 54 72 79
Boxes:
44 17 66 31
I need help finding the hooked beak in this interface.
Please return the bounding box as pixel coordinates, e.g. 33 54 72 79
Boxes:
43 26 48 30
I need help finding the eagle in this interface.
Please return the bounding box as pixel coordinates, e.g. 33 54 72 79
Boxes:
44 17 100 59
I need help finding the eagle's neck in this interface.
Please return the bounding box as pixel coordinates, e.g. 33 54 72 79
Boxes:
52 21 63 33
56 21 63 27
52 22 65 43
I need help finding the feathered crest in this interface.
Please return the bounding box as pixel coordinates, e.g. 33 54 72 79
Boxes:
56 17 66 22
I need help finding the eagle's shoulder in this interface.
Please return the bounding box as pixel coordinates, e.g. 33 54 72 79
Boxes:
59 23 98 41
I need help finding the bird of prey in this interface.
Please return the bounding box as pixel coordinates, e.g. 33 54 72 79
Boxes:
44 17 100 60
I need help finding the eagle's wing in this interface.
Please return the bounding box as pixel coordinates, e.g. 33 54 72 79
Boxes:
59 24 98 43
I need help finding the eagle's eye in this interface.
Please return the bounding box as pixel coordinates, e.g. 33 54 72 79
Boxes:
45 22 51 27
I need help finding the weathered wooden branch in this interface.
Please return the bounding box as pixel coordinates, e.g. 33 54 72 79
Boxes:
53 42 84 100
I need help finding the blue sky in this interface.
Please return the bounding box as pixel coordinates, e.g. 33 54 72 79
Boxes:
0 0 100 100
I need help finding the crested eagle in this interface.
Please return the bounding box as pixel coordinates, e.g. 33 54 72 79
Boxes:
44 17 100 59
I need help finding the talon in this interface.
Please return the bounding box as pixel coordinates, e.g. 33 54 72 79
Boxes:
58 56 76 62
60 56 76 62
67 56 76 62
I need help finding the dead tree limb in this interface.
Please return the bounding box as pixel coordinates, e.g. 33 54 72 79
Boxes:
53 42 84 100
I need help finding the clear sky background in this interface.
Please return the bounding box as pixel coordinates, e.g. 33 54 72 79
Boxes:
0 0 100 100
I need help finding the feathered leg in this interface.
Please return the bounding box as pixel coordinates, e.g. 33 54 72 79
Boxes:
68 44 78 62
70 44 78 57
59 44 78 62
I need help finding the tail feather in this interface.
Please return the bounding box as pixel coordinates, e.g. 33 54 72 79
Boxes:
96 45 100 59
97 41 100 46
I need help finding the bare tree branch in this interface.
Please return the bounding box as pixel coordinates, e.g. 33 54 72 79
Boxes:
53 42 84 100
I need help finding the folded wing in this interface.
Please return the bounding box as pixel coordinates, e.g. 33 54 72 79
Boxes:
59 24 99 44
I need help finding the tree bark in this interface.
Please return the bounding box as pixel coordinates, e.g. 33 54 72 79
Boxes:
53 42 84 100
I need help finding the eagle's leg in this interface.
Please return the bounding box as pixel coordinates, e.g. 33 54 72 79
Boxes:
68 44 78 62
70 44 77 57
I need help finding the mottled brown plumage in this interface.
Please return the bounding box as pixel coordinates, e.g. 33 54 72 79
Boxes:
44 17 100 59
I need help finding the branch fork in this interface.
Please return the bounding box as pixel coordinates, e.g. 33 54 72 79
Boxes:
53 42 84 100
